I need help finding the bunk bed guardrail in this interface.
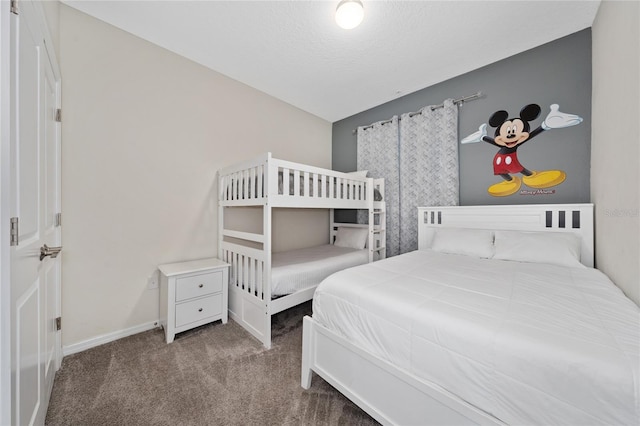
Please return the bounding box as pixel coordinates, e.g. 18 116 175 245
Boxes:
219 152 376 208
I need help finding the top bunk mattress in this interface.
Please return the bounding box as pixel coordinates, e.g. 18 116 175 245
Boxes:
271 244 369 297
312 249 640 425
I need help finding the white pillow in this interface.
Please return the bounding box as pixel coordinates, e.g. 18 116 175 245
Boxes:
334 227 368 249
347 170 368 178
430 228 495 259
493 230 583 268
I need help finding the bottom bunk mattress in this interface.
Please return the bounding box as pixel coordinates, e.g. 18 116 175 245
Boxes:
271 244 369 297
312 250 640 425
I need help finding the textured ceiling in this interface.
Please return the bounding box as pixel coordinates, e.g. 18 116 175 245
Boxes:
62 1 601 122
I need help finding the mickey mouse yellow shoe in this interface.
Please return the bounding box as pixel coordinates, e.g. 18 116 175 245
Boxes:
488 176 521 197
523 170 566 189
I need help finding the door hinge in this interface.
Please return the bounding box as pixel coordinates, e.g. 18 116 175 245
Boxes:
55 212 62 227
10 217 19 246
10 0 18 15
55 317 61 331
55 109 62 123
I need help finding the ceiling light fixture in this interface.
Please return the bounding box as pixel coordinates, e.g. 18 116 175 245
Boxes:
335 0 364 30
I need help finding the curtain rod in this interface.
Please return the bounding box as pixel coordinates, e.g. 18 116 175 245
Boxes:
353 91 484 134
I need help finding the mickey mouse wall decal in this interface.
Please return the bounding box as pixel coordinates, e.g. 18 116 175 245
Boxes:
462 104 583 197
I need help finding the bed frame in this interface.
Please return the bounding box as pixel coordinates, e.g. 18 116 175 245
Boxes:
218 152 385 349
301 203 594 425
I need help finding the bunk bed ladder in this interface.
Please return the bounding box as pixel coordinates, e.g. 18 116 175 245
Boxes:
370 178 386 261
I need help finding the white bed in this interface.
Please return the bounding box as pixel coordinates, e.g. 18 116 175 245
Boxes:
271 244 369 297
301 204 640 425
218 152 386 349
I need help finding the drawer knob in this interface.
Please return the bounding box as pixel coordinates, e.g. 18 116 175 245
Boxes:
198 308 203 312
198 284 204 288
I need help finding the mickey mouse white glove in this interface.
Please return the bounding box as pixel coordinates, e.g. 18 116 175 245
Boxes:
461 123 488 144
542 104 583 130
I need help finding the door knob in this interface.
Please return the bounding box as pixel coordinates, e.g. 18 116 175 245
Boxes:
40 244 62 261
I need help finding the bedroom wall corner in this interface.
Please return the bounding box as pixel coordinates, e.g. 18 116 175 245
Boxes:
591 0 640 305
59 5 331 349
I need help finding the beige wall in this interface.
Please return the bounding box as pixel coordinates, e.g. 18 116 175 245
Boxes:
59 5 332 347
591 0 640 305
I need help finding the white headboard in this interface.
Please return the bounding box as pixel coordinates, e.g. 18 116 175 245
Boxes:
418 204 594 267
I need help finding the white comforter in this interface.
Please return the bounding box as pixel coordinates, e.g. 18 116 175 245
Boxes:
271 244 369 297
313 250 640 425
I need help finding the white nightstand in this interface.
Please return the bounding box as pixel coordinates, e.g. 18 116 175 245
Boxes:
159 258 229 343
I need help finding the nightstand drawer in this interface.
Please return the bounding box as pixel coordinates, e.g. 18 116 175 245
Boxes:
175 294 223 328
175 271 223 302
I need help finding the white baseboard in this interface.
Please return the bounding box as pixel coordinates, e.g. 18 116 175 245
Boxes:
62 320 160 357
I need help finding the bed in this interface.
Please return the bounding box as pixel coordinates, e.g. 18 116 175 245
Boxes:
301 203 640 425
271 244 370 297
218 152 385 349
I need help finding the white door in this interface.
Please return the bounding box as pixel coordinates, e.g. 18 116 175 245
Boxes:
9 1 62 424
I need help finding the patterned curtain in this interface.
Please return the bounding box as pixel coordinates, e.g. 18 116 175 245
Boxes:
399 99 459 253
356 100 459 256
357 117 400 257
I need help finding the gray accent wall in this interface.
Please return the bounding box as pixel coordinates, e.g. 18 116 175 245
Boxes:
333 29 592 207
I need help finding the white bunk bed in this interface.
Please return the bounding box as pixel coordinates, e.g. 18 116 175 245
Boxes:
302 204 640 425
217 152 385 349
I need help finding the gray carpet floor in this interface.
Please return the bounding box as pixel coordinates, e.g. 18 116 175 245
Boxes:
45 302 379 426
